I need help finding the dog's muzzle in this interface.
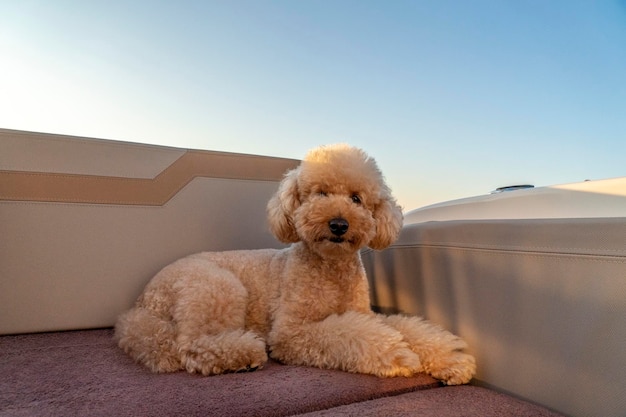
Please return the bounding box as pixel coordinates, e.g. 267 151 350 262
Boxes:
329 218 349 242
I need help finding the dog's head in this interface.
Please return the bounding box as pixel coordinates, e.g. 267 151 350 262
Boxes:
267 144 403 257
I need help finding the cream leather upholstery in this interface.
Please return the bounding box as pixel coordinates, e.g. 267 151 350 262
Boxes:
0 129 298 334
363 218 626 417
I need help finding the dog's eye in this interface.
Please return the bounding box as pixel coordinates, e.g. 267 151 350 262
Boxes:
351 194 362 205
318 191 328 197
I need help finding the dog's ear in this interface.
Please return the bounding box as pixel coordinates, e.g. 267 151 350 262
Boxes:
368 189 403 250
267 168 301 243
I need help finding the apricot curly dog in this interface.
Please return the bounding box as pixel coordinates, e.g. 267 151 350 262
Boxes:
115 144 476 385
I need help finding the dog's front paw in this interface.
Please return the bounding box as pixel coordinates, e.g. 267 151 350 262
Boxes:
425 350 476 385
371 344 423 378
180 330 268 375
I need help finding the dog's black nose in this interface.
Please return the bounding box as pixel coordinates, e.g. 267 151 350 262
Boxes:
329 218 349 236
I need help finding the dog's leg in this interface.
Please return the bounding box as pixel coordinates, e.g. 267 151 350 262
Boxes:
173 266 268 375
380 314 476 385
268 310 422 377
115 307 181 373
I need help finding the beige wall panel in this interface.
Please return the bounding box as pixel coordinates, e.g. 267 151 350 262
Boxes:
0 128 185 178
0 129 299 334
0 178 285 334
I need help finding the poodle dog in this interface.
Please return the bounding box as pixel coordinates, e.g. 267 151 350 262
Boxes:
115 144 476 385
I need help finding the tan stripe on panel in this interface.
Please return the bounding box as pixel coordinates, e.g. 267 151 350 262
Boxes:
0 150 299 206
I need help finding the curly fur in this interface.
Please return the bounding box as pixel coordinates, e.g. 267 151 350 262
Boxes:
115 144 476 384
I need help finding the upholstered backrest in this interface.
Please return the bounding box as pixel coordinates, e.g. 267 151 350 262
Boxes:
0 129 299 334
363 218 626 417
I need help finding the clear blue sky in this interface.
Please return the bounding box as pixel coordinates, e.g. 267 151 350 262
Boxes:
1 0 625 210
